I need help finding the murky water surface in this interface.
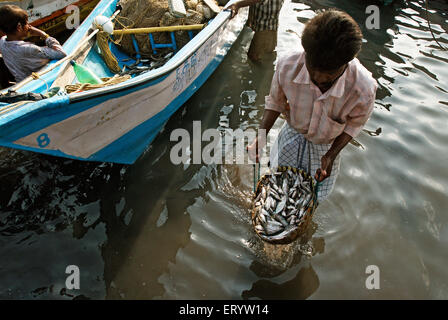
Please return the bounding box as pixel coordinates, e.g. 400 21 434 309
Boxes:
1 0 447 299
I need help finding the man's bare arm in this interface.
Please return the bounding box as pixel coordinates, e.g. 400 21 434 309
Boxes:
259 109 281 135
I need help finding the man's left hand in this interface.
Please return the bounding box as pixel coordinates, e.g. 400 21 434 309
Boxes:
28 25 48 39
315 154 334 182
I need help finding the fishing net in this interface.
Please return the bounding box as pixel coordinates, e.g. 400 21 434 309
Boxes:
113 0 209 57
96 31 122 73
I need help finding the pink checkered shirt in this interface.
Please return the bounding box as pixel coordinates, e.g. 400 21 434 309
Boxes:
265 51 377 144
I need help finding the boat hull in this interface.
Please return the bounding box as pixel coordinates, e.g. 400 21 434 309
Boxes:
0 2 248 164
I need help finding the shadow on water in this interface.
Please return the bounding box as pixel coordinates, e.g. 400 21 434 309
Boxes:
242 223 324 299
243 264 319 299
0 116 205 299
101 144 203 298
0 148 124 299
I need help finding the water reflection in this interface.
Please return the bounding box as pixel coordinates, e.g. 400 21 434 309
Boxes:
0 149 121 299
242 264 319 299
243 223 324 299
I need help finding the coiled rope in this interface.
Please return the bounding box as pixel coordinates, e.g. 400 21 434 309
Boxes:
65 74 131 93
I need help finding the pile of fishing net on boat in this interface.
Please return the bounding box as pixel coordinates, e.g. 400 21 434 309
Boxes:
251 166 319 245
113 0 215 57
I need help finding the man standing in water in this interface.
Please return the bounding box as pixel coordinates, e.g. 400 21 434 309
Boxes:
227 0 284 62
249 9 378 201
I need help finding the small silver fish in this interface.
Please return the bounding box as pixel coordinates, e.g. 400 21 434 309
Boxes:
253 170 316 241
269 219 284 228
291 190 297 199
288 188 295 197
293 176 301 189
301 184 311 194
264 225 296 242
270 190 281 201
263 198 270 211
303 193 313 208
296 195 306 208
268 197 277 212
261 187 267 200
272 183 283 195
298 207 307 219
274 198 287 215
282 178 289 195
290 216 297 225
264 222 283 235
274 214 289 227
261 208 270 218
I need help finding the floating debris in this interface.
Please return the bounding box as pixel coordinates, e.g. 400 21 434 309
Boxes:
251 166 318 245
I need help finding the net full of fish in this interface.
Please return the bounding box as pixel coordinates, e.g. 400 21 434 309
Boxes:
251 166 318 244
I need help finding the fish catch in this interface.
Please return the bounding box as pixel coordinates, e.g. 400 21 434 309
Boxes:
251 166 318 244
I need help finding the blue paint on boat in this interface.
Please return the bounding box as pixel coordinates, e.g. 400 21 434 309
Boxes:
0 73 169 141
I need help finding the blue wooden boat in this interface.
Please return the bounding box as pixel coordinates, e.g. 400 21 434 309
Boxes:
0 0 247 164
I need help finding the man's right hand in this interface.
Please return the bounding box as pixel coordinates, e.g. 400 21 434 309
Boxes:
227 3 241 18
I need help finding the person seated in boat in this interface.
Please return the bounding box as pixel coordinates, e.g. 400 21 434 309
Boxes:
0 5 67 83
248 9 378 202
